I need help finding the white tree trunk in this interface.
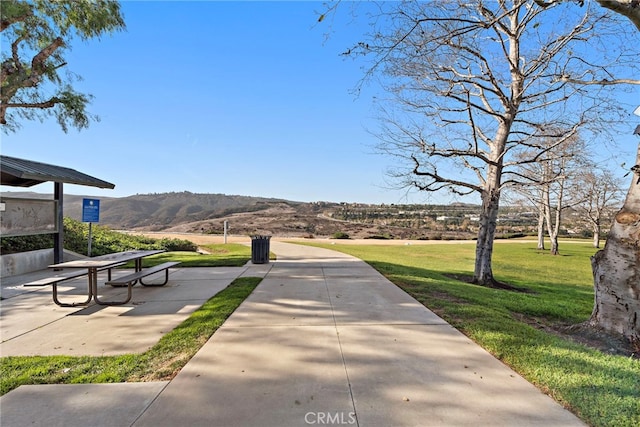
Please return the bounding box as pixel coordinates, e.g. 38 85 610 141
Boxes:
551 203 562 255
590 143 640 343
475 191 500 285
544 182 561 255
592 220 601 248
537 199 546 250
545 202 560 255
474 164 502 285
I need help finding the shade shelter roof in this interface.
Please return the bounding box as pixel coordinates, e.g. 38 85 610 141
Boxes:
0 155 114 189
1 155 114 264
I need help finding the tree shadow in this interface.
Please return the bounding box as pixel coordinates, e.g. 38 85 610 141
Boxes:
440 272 534 293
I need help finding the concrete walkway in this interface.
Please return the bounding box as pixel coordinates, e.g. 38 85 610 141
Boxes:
0 242 584 426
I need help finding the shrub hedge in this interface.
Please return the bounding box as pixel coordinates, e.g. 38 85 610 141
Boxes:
0 218 197 256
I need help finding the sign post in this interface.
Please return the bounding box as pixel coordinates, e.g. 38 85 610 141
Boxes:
82 198 100 256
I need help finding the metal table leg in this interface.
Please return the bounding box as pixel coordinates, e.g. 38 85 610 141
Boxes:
92 266 134 305
52 275 93 307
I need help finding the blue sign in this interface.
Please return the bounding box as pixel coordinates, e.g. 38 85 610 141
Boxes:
82 198 100 223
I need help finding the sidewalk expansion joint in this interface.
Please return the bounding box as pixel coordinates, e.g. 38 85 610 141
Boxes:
322 266 360 427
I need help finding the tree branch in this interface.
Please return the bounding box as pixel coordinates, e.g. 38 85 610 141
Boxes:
556 76 640 85
6 98 60 109
31 37 64 75
410 154 483 194
596 0 640 31
0 5 32 32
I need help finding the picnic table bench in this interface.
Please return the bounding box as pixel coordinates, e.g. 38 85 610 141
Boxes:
106 261 181 287
23 263 125 287
47 250 180 307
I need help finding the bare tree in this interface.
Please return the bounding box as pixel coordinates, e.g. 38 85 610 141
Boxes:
344 0 639 285
511 134 587 254
541 147 586 255
508 163 548 249
574 167 624 248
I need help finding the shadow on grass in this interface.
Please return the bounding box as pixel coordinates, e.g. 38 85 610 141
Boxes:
439 272 534 293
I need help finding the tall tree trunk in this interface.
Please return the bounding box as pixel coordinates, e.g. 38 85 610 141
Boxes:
537 198 546 250
549 234 559 255
550 202 562 255
543 183 561 255
592 219 601 248
545 159 566 256
474 164 502 285
590 143 640 344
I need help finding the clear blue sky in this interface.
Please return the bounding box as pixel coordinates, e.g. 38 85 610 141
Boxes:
2 1 408 204
2 1 639 204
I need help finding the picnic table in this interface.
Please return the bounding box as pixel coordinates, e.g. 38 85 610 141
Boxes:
48 250 178 307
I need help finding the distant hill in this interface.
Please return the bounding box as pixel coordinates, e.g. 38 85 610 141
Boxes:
88 192 302 229
1 191 303 229
1 191 479 239
2 191 610 240
7 190 571 240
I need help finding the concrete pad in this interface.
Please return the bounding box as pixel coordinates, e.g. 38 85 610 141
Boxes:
0 282 41 299
0 382 168 427
133 326 354 427
330 298 446 325
1 291 77 342
337 324 585 426
264 265 326 279
269 241 357 262
1 271 232 356
326 277 448 325
322 265 384 278
1 268 68 299
240 263 273 278
127 278 232 304
223 277 335 327
167 266 247 281
2 303 193 356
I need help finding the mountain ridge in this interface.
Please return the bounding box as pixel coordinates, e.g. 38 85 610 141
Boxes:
1 190 481 239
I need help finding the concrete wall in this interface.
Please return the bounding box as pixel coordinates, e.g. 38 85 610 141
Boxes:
1 249 84 277
1 249 54 277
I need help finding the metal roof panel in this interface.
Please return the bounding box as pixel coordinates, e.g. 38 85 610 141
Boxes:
0 155 115 189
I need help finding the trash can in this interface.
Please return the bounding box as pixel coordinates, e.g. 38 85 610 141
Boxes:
251 235 271 264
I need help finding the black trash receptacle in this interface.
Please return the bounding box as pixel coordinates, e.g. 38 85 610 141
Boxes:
251 235 271 264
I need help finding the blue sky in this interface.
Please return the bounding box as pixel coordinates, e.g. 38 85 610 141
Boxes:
2 1 639 205
2 1 403 203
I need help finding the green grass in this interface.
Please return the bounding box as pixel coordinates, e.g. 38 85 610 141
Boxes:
300 240 639 427
0 277 261 395
125 243 253 267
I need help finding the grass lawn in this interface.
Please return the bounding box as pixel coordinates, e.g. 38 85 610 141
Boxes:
301 240 639 427
128 243 253 267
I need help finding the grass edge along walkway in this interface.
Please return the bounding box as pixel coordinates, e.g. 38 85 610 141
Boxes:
0 276 261 396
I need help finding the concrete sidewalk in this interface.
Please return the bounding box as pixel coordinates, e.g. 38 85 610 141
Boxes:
1 264 270 357
0 242 584 426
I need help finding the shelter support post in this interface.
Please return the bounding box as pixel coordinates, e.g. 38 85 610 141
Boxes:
53 182 64 264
